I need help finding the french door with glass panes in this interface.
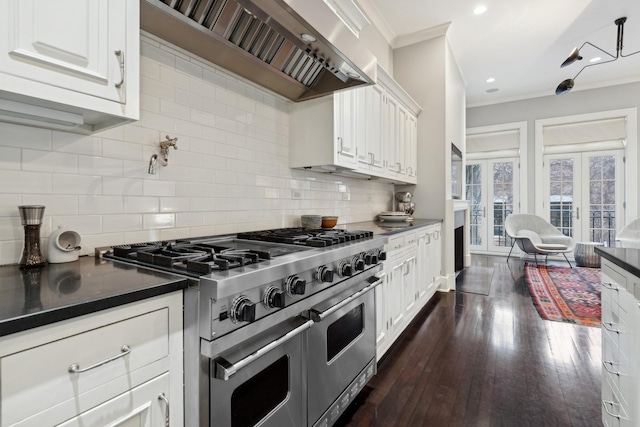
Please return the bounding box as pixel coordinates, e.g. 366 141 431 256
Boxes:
543 150 624 246
466 157 520 253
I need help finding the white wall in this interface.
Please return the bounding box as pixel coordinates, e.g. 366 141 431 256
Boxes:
0 34 394 266
467 82 640 216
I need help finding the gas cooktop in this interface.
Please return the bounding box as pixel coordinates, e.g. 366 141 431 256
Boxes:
101 227 376 278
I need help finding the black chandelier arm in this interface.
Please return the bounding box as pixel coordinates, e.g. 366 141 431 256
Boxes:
580 41 617 60
620 49 640 58
571 56 619 80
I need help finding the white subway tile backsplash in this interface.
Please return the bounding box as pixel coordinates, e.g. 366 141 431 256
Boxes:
0 122 52 150
1 171 52 194
144 179 175 197
124 196 159 213
52 215 102 234
143 213 175 229
22 195 78 215
79 195 123 214
0 36 393 265
160 197 190 212
176 212 204 227
0 147 20 170
103 177 144 196
103 214 143 232
22 149 77 173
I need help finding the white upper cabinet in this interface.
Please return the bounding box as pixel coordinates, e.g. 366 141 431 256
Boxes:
290 66 421 184
0 0 139 133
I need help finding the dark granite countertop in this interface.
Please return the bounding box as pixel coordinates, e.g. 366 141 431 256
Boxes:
595 246 640 278
0 256 189 337
339 218 442 236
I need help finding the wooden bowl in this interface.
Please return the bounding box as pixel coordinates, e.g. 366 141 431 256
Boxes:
321 216 338 228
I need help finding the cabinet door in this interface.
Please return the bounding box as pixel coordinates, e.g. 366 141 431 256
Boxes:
375 270 389 354
403 255 417 318
366 85 385 173
383 95 400 175
397 105 408 176
57 373 170 427
390 258 405 330
334 90 359 168
416 231 429 301
0 0 127 104
407 114 418 180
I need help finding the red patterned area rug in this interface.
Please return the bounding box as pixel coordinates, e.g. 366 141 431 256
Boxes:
525 264 601 327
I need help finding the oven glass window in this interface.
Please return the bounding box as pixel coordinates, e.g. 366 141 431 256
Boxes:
231 355 289 427
327 304 364 361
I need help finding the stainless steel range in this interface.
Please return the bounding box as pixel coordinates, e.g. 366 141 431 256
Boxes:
99 227 387 427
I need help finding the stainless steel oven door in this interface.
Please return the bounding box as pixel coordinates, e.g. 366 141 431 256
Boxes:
209 316 312 427
306 272 383 426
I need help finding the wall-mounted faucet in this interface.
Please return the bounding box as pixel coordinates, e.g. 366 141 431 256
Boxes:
159 135 178 165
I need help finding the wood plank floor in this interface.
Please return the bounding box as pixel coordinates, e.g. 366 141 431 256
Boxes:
336 256 602 427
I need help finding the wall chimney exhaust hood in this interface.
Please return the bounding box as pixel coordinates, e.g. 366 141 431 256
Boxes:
140 0 377 102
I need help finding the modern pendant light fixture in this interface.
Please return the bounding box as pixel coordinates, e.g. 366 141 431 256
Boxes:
556 17 640 95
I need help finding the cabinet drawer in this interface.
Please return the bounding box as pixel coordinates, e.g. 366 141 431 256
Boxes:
388 235 405 251
57 373 169 427
1 308 169 426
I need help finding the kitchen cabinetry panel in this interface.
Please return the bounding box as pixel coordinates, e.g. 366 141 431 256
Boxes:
376 226 442 360
57 373 170 427
601 260 639 427
0 292 183 427
290 66 421 185
0 0 139 133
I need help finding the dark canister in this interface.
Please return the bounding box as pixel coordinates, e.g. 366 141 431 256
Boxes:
18 205 47 268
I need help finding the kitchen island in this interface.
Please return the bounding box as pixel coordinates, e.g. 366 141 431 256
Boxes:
595 246 640 427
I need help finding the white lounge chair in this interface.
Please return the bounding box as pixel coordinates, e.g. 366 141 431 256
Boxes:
504 213 575 267
616 218 640 249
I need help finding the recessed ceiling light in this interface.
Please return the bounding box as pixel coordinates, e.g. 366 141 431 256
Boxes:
589 56 602 63
486 88 499 93
473 5 487 15
300 33 317 42
486 77 495 83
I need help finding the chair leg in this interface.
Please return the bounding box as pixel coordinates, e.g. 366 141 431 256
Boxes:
562 252 573 268
507 241 515 262
534 253 538 266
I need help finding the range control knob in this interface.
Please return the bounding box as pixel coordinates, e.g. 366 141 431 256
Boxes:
315 265 334 283
351 255 365 272
263 286 286 309
230 296 256 323
376 248 387 261
285 275 307 296
338 260 353 277
364 251 378 265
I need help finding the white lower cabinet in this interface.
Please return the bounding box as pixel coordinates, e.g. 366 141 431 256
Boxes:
601 260 639 427
58 373 170 427
0 292 183 427
376 225 442 360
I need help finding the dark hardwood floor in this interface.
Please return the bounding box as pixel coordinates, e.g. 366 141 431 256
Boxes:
336 256 602 427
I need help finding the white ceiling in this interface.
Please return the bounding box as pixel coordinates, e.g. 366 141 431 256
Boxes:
365 0 640 107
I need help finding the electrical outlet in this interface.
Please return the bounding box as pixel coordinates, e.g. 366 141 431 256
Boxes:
292 190 302 200
342 193 350 201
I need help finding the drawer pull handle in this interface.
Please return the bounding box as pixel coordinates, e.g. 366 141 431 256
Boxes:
114 50 125 88
602 400 621 419
68 344 131 373
602 361 620 376
602 322 620 334
602 282 619 291
158 393 170 426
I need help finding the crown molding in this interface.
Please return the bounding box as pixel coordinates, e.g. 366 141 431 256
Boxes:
354 0 396 44
393 22 451 49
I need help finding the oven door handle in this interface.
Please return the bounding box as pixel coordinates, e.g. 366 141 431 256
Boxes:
213 319 314 381
308 273 385 322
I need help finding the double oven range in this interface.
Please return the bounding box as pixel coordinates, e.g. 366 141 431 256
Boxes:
99 227 387 427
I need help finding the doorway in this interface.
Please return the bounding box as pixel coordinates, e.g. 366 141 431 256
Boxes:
543 150 624 246
466 157 520 253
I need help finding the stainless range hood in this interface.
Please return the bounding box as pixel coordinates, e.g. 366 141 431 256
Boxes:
140 0 377 102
